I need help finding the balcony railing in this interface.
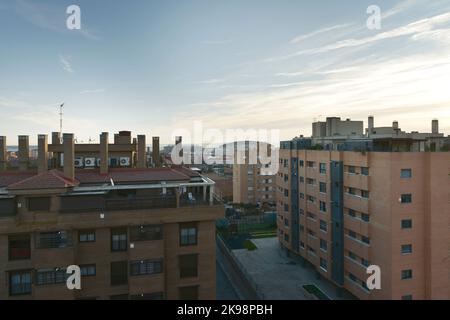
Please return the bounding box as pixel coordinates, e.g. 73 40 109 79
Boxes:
105 196 177 211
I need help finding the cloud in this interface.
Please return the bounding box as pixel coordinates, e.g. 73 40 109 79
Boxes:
194 78 226 85
59 55 74 73
201 40 232 45
80 89 105 94
289 24 352 44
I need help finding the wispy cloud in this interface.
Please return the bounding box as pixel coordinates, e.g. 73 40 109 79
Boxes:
289 23 352 44
59 55 74 73
194 78 226 85
80 89 105 95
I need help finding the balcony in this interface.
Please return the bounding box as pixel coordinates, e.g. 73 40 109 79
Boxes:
106 196 177 211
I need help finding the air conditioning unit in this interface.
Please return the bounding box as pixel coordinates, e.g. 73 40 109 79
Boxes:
74 157 84 168
96 158 101 167
84 157 96 167
120 157 130 167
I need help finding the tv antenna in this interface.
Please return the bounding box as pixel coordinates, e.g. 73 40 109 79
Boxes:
59 103 65 142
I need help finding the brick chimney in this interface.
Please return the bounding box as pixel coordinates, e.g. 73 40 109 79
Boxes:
100 132 109 175
137 135 146 168
152 137 161 167
18 135 29 171
0 136 6 171
63 133 75 180
432 119 439 134
37 134 48 174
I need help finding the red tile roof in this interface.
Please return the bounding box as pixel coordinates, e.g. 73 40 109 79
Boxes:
7 170 79 190
0 171 36 188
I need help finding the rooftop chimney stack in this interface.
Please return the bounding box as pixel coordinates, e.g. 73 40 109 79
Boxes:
393 121 399 130
37 134 48 174
432 119 439 134
63 133 75 180
0 136 6 171
137 135 146 168
152 137 161 167
18 135 29 171
100 132 109 175
52 132 61 145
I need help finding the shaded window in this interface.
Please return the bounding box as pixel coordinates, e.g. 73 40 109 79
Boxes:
348 209 356 217
0 198 16 217
361 213 370 222
361 167 369 176
320 258 327 271
361 236 370 245
319 201 327 212
319 182 326 193
9 271 32 296
401 194 412 204
401 169 412 179
111 228 127 252
401 269 413 280
401 244 412 254
79 230 95 243
111 261 128 286
179 254 198 278
80 264 96 277
319 220 327 232
179 286 199 300
401 219 412 229
180 223 198 246
36 231 72 249
9 234 31 260
348 166 356 174
28 197 51 211
320 239 327 251
130 259 162 276
36 267 68 285
361 190 370 199
130 225 162 242
319 163 326 174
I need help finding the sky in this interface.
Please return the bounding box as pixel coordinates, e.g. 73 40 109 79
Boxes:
1 0 450 145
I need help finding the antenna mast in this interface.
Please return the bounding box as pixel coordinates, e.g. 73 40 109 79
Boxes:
59 103 64 143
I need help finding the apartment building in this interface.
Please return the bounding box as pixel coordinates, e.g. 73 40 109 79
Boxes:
231 141 276 206
0 133 223 300
277 118 449 300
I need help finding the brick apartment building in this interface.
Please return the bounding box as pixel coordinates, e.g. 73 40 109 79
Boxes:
277 117 449 300
0 132 223 300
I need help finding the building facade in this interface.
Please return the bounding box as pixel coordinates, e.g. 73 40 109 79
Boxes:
0 133 223 300
277 119 450 300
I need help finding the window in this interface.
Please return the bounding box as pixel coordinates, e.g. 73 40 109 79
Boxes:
401 244 412 254
300 241 305 249
79 230 95 243
111 228 127 252
319 220 327 232
361 167 369 176
348 230 357 239
284 219 289 227
284 234 289 242
401 194 412 204
299 193 304 199
9 234 31 260
348 209 356 218
307 195 315 203
307 246 316 255
361 258 370 267
130 292 164 300
299 160 304 167
401 269 413 280
348 187 356 195
348 251 357 261
361 190 370 199
320 239 327 251
36 268 67 285
361 213 370 222
179 254 198 278
111 261 128 286
299 176 304 183
36 231 72 249
307 161 315 168
9 271 32 296
284 189 289 197
319 163 326 174
299 224 304 231
319 182 326 193
306 178 315 185
284 204 289 212
348 273 358 282
130 225 162 242
80 264 96 277
348 166 356 174
401 295 413 300
130 259 162 276
401 169 412 179
320 258 327 271
361 236 370 245
180 223 197 246
179 286 199 300
319 201 327 212
27 197 51 211
401 219 412 229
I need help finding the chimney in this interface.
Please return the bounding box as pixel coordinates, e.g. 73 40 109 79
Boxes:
432 119 439 134
0 136 6 171
137 135 146 168
368 116 374 135
100 132 109 175
152 137 161 167
393 121 399 130
63 133 75 180
52 132 61 145
38 134 48 174
18 135 29 171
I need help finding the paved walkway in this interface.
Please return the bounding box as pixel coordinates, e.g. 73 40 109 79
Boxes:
232 237 355 300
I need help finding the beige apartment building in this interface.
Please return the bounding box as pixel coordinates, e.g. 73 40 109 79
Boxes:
0 133 223 300
277 117 449 300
